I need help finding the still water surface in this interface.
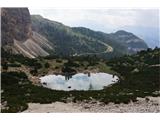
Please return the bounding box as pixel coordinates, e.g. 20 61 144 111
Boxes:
40 73 119 91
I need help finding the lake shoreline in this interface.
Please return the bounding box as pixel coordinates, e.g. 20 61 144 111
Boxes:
23 96 160 113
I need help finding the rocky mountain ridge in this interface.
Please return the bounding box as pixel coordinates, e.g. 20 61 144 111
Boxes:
1 8 148 58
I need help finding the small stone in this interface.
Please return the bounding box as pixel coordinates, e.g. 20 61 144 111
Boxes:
84 105 90 109
145 98 150 102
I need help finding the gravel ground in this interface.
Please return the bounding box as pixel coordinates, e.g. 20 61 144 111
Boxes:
23 97 160 113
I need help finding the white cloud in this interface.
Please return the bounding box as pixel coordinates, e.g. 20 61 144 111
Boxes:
29 8 159 47
29 8 159 31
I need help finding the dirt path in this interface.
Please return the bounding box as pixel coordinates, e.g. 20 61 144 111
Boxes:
76 41 113 56
23 97 160 113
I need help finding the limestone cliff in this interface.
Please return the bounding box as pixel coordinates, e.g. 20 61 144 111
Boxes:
1 8 54 58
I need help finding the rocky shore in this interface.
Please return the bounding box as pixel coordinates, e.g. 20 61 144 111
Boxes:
23 96 160 113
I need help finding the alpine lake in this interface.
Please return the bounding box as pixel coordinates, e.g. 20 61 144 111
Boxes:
40 72 119 91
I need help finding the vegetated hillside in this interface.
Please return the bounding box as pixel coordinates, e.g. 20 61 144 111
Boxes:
1 8 54 58
31 15 148 58
31 15 111 57
1 47 159 113
73 28 148 53
109 30 148 53
107 47 160 92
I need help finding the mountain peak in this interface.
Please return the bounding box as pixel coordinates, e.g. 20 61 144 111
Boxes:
31 14 43 19
115 30 132 35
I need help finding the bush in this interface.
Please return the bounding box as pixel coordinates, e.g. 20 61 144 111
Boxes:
7 63 21 67
44 62 50 68
64 59 80 67
56 59 62 63
30 68 38 76
2 62 8 70
61 66 76 73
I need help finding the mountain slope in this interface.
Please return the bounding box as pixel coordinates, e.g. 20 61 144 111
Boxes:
110 30 148 53
72 28 148 54
31 15 148 58
1 8 148 58
1 8 54 58
31 15 112 56
72 27 128 55
13 32 53 58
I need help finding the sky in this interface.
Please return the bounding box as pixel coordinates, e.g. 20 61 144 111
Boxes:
29 8 159 48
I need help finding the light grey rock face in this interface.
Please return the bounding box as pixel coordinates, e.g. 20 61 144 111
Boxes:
1 8 54 58
1 8 32 45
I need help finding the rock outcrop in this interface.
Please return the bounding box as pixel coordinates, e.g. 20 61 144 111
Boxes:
1 8 54 58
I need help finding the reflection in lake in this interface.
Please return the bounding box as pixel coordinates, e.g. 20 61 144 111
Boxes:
40 73 119 91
